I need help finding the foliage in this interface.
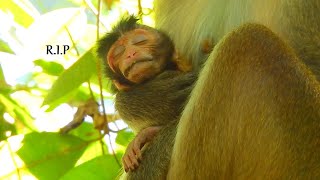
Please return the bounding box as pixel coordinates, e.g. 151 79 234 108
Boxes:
0 0 153 179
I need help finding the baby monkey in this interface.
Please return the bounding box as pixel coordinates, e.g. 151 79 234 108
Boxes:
97 16 206 175
97 15 192 91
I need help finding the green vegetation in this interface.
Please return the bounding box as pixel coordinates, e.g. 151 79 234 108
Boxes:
0 0 153 179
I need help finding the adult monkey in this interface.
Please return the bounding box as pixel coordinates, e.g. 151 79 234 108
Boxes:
154 0 320 179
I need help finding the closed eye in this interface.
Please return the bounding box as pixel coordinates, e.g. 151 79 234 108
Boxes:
113 45 125 58
132 34 148 45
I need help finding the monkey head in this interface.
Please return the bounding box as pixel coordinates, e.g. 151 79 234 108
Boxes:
96 15 176 91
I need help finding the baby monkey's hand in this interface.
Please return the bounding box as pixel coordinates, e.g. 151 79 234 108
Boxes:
122 126 162 172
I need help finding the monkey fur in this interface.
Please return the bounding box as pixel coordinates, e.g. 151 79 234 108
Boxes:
111 0 320 178
96 15 197 179
169 23 320 179
121 0 320 179
116 71 196 179
115 71 195 132
120 24 320 179
155 0 320 75
152 0 320 179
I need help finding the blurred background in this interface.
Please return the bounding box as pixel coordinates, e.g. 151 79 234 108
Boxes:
0 0 154 179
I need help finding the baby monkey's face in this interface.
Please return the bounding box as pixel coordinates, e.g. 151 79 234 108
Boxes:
107 28 171 90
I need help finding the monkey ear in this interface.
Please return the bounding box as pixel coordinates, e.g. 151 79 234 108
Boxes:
113 80 131 91
172 50 193 72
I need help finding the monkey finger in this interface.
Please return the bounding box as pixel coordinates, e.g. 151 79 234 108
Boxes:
128 150 140 169
122 156 130 173
123 153 134 171
125 157 134 171
132 142 142 160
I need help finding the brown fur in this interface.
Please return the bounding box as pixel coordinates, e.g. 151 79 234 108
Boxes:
115 71 196 133
116 71 196 179
119 121 177 180
154 0 320 73
168 23 320 179
119 0 320 178
97 16 197 179
155 0 320 179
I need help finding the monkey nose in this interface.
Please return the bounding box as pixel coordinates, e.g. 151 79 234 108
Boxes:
126 51 137 58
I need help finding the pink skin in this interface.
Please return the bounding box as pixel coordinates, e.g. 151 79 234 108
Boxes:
122 126 162 172
107 29 166 87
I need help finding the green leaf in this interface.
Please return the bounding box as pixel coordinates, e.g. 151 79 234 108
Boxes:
60 155 121 180
0 64 8 88
0 104 16 141
0 39 14 54
115 129 134 147
0 93 36 131
16 132 88 180
88 73 115 94
0 1 34 27
23 8 87 52
43 49 97 107
69 122 101 141
34 59 64 76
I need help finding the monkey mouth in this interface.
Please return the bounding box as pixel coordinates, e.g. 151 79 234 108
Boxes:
124 59 153 77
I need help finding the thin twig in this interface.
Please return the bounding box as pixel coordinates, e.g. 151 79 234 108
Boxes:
87 81 95 100
100 138 106 155
65 25 95 101
138 0 143 19
83 0 108 29
96 0 121 167
65 26 80 56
